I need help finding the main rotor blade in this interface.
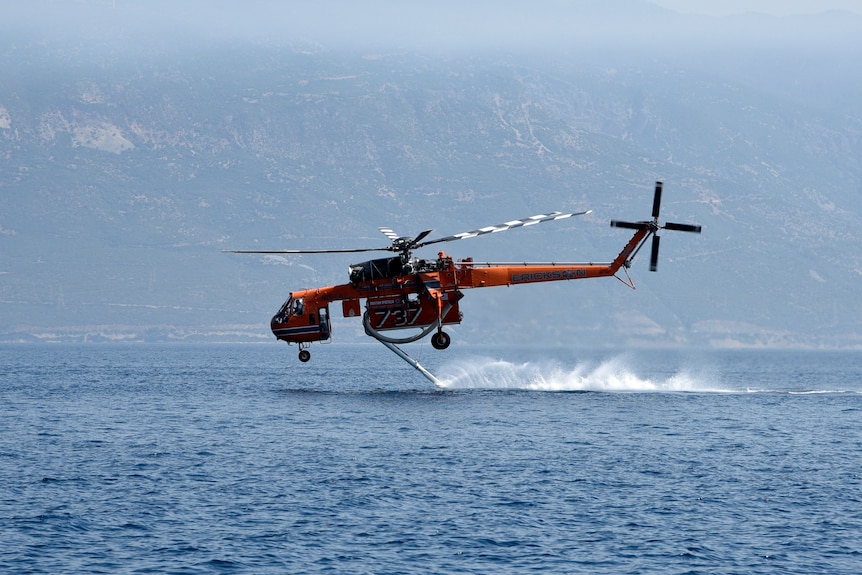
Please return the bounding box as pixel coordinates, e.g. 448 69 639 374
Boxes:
222 247 390 255
419 210 591 248
663 222 702 233
226 210 593 257
649 234 660 272
411 229 433 245
610 220 648 230
652 181 663 219
378 227 400 241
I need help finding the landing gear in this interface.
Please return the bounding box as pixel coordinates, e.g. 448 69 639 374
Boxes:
298 349 311 362
430 331 451 350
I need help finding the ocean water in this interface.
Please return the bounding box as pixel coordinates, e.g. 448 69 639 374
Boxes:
1 343 860 574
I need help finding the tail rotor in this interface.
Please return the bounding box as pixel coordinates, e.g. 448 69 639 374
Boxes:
610 181 701 272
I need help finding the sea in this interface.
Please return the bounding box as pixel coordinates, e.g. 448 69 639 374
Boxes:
1 343 860 574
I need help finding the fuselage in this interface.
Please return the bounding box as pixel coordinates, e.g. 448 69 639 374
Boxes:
269 232 647 346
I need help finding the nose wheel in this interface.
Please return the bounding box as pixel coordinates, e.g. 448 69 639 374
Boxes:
298 349 311 362
430 331 451 350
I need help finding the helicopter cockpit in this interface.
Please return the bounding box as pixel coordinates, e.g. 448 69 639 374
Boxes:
269 292 332 361
272 295 303 324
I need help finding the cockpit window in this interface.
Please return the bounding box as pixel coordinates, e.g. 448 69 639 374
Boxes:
278 296 294 317
276 295 304 320
292 298 304 316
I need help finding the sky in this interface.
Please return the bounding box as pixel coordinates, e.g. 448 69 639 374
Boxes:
651 0 862 16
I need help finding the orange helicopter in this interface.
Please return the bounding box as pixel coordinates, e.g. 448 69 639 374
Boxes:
226 182 700 376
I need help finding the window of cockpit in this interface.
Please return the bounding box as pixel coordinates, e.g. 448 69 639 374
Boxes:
292 298 304 316
278 296 294 317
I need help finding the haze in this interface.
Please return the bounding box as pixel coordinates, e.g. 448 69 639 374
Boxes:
652 0 862 16
7 0 861 52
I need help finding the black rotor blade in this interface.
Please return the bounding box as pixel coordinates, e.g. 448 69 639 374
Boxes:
652 181 663 219
610 220 648 230
411 229 433 245
649 234 661 272
663 222 702 233
222 247 390 255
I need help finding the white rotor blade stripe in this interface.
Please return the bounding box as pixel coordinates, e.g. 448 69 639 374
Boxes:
378 227 400 241
433 211 581 243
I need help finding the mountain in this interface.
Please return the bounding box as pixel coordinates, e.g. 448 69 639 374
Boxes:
1 1 861 348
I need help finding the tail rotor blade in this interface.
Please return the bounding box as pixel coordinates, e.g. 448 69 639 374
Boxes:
651 181 663 219
610 220 647 230
664 222 702 233
649 234 660 272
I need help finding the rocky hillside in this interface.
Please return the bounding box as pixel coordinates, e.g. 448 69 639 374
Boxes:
1 1 861 348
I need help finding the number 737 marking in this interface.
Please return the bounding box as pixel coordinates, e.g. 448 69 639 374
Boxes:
375 308 423 328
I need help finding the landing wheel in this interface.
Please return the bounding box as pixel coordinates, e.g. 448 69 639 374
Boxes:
298 349 311 362
430 331 451 350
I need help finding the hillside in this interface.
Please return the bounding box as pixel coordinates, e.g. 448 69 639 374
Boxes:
1 1 861 348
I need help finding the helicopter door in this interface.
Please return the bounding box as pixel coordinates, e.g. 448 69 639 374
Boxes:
318 306 331 341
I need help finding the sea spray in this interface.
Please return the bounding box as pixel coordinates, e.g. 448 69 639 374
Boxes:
437 354 716 391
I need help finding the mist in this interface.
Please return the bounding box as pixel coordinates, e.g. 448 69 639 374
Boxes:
9 0 859 121
8 0 862 53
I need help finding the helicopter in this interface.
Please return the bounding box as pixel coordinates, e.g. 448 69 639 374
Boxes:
225 182 700 376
